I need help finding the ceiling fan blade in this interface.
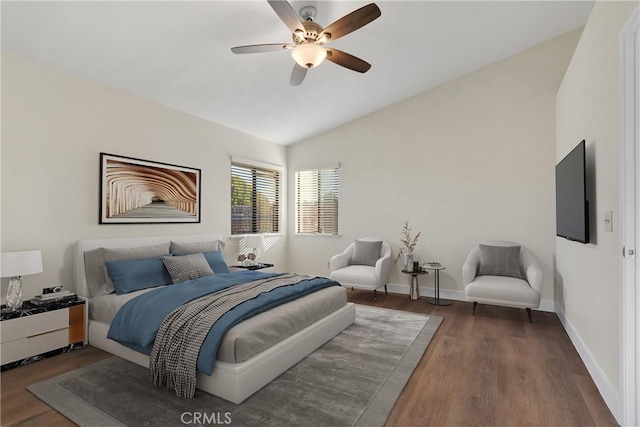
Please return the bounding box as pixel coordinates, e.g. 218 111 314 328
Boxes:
326 49 371 73
231 43 292 54
319 3 381 43
267 0 305 35
290 63 308 86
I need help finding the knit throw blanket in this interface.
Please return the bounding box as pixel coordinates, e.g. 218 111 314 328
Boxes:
149 273 313 398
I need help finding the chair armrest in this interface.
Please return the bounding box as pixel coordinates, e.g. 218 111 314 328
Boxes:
375 254 392 286
330 252 350 272
522 251 543 295
462 245 481 285
525 264 543 295
462 260 478 286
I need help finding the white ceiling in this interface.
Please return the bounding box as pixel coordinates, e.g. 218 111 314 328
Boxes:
1 1 593 145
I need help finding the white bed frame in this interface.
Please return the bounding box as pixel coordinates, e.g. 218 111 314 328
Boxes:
74 233 356 404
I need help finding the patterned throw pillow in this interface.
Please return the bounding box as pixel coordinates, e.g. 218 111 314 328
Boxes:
162 253 214 284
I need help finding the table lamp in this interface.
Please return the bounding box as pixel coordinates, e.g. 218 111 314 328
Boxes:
243 235 265 266
1 249 43 310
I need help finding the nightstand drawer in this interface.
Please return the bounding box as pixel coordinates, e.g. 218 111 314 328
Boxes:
1 328 69 365
0 309 68 343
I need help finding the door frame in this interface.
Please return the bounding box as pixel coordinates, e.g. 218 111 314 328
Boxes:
619 6 639 427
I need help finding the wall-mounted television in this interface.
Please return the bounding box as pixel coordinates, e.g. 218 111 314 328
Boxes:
556 140 589 243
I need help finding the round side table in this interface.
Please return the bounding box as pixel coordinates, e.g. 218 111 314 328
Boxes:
421 265 452 306
401 269 428 300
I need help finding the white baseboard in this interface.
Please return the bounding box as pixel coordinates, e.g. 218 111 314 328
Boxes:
384 283 555 312
555 305 621 423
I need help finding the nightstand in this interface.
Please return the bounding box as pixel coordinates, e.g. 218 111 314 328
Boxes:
229 263 275 273
0 297 87 370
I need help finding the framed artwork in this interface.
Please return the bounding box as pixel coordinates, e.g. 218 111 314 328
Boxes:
99 153 201 224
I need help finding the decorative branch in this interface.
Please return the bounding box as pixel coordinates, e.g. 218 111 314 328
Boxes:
394 220 422 263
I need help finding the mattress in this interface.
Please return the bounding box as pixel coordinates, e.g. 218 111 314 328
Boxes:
90 285 347 363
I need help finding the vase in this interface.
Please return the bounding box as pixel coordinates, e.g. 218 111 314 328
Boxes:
403 253 414 272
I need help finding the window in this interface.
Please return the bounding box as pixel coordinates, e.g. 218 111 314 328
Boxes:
231 159 281 235
295 167 339 235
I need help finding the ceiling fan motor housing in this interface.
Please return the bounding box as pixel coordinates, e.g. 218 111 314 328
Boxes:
293 21 324 44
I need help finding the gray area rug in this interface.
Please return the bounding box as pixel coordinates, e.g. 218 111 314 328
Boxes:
29 305 442 427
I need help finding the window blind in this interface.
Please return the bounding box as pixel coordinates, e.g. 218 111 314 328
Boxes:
231 161 280 235
295 168 339 235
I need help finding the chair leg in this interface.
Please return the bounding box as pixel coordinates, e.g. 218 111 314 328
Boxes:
472 301 477 315
384 285 388 295
373 289 377 301
526 308 533 323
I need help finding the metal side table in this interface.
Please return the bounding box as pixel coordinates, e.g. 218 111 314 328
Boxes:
422 264 452 306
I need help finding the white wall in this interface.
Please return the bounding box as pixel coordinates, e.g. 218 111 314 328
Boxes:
287 29 582 306
555 1 637 415
0 51 288 300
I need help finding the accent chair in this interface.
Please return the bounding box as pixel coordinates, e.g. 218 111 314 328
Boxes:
463 241 542 322
329 237 391 301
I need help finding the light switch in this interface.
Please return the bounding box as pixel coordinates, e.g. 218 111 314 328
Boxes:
604 211 613 232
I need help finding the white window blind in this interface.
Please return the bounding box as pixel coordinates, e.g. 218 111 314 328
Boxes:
295 167 339 235
231 161 280 235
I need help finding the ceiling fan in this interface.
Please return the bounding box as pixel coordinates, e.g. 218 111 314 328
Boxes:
231 0 381 86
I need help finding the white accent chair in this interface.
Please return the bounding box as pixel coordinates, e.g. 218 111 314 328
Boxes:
329 237 392 301
463 241 542 322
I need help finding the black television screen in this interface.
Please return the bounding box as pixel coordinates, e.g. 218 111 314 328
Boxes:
556 140 589 243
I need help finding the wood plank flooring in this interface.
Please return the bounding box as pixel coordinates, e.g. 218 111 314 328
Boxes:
0 291 617 426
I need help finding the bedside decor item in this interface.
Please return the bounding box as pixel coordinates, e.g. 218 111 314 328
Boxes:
242 235 265 267
100 153 201 224
1 249 43 311
394 220 422 272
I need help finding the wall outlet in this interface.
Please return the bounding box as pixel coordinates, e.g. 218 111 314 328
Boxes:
604 210 613 232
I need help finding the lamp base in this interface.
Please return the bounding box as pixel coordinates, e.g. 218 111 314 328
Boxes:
6 276 23 311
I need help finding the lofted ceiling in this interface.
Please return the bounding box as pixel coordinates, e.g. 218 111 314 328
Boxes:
1 1 593 145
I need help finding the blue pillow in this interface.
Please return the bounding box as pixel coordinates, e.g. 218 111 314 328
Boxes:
173 251 229 274
203 251 230 274
105 257 172 295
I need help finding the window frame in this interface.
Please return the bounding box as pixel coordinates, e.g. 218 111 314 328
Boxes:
230 157 283 237
294 164 340 236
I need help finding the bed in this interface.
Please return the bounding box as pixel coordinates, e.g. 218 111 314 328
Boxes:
74 233 356 403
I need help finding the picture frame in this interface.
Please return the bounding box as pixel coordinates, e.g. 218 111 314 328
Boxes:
99 153 201 224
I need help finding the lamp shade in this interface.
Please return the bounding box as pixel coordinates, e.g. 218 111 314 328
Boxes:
1 250 43 277
291 44 327 69
244 235 265 250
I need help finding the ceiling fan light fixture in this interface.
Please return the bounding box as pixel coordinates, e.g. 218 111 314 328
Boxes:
291 44 326 69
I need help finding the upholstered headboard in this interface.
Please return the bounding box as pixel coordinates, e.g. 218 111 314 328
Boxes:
74 233 224 298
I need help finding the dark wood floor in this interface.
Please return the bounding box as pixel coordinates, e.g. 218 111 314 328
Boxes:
1 291 617 426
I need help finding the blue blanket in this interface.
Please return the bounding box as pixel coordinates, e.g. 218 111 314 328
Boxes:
107 271 339 375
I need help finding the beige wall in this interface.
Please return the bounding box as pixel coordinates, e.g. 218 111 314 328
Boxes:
287 29 582 306
556 1 637 398
1 51 287 300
